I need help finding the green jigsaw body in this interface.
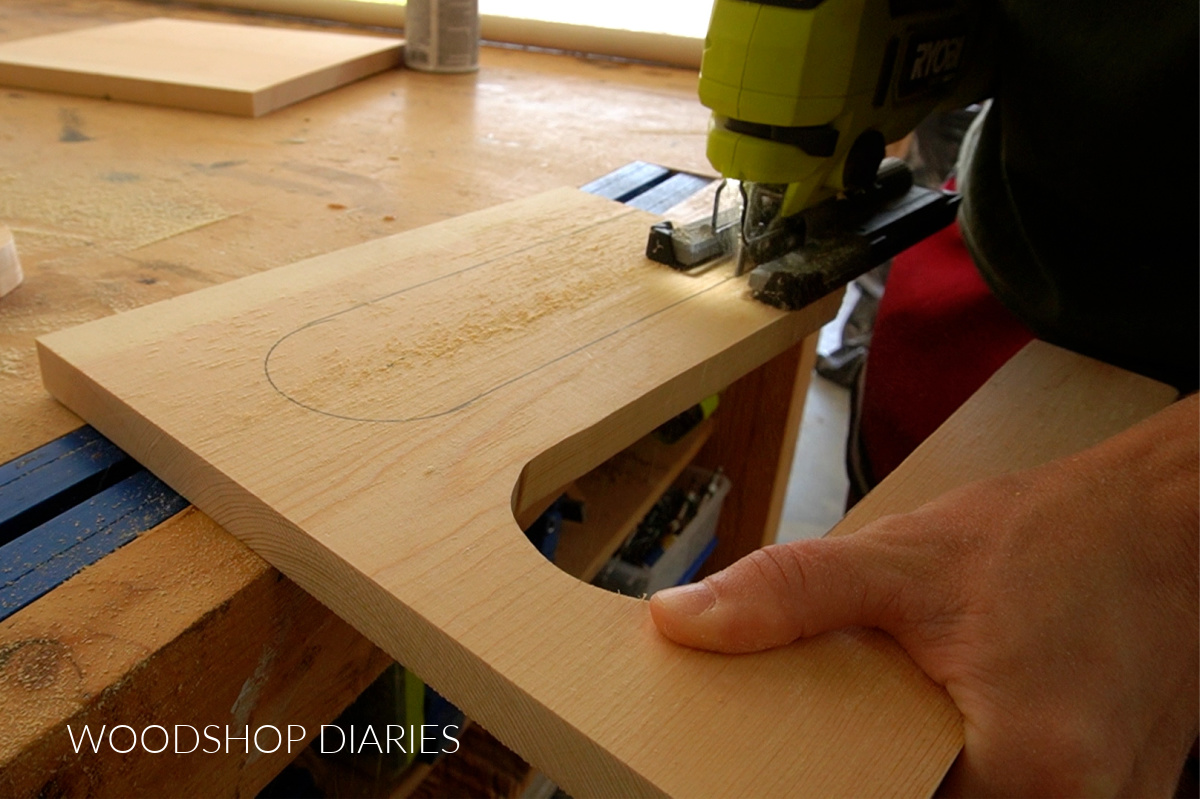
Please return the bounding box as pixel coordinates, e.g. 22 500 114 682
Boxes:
699 0 993 217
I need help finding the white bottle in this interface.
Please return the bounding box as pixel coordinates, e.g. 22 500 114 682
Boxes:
404 0 480 73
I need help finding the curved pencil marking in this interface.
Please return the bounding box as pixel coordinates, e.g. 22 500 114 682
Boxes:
264 212 737 423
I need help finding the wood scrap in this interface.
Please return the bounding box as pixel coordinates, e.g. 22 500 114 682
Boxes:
0 18 402 116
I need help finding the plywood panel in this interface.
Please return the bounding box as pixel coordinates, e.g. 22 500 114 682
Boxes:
0 18 402 116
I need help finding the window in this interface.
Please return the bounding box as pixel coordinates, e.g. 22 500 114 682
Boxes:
196 0 710 66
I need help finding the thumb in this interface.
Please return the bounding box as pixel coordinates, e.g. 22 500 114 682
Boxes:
648 537 905 653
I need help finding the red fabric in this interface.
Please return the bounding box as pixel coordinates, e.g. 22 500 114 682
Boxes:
860 215 1035 484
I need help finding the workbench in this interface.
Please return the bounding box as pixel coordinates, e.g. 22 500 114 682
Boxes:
0 2 820 794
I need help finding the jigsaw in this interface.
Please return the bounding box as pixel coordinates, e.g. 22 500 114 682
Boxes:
648 0 994 309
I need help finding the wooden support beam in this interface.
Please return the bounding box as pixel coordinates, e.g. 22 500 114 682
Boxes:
694 332 820 574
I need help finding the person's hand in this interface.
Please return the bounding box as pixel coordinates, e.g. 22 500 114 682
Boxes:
650 394 1199 796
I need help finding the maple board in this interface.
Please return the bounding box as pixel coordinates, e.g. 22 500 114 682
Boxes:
36 187 1174 796
0 18 402 116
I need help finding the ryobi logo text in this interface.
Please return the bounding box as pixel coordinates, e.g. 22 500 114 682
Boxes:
896 24 968 99
909 36 965 81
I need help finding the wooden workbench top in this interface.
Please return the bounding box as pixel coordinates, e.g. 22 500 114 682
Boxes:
0 0 711 464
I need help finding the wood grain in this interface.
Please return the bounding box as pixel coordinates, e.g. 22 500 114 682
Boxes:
0 18 402 116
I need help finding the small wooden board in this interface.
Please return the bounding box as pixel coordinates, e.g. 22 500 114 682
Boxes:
0 18 402 116
35 187 1174 795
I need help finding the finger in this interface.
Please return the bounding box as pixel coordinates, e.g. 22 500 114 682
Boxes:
648 536 905 653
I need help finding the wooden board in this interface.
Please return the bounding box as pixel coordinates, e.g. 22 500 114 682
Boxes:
0 18 402 116
694 335 818 574
35 185 1174 795
837 341 1178 533
36 186 944 798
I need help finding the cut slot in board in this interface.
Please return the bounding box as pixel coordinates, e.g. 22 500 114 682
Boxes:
556 417 713 582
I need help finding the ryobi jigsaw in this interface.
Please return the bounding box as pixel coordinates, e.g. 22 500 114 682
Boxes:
648 0 994 309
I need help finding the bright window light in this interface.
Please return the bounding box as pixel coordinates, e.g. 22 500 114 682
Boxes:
357 0 711 38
